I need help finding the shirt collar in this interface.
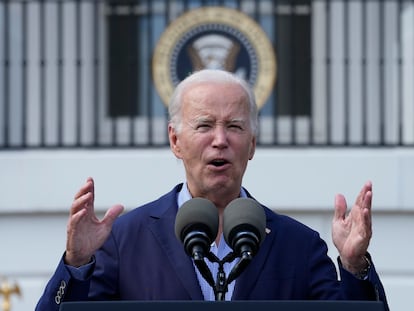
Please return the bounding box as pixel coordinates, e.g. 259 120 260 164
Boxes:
177 182 248 209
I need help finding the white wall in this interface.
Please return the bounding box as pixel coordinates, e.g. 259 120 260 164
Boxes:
0 148 413 311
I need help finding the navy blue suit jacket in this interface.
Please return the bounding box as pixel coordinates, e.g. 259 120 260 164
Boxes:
36 184 388 311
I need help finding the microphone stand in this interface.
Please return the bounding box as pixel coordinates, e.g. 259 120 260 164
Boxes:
190 247 238 300
206 252 253 301
205 252 239 301
195 250 254 301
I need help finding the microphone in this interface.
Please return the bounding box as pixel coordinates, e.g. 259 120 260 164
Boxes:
174 197 219 259
223 197 266 283
174 197 219 288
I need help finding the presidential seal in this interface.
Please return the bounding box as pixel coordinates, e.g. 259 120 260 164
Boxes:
152 6 277 110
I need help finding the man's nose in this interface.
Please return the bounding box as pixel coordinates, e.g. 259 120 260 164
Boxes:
212 126 228 148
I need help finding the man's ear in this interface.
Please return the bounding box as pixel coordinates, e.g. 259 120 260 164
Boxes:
168 124 182 158
248 136 256 160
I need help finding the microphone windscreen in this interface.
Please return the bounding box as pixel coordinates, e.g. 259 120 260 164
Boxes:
174 197 219 244
223 197 266 247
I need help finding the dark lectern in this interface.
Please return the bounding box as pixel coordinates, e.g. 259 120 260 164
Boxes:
59 300 385 311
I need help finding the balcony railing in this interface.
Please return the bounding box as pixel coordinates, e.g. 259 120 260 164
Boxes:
1 0 413 149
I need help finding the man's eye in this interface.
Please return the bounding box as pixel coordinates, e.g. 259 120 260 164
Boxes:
229 124 243 130
196 124 211 130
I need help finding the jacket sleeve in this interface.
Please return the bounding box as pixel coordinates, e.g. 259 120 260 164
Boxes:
35 254 92 311
338 254 389 311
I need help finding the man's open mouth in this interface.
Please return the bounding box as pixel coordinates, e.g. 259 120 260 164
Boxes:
210 159 229 167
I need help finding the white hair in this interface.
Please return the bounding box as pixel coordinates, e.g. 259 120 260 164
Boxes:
168 69 258 135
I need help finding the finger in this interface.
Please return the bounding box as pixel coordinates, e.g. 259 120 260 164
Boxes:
361 190 372 229
102 204 124 227
355 180 372 207
88 177 95 202
70 192 93 217
68 206 88 227
363 188 373 210
353 185 372 229
363 207 372 232
362 180 373 209
71 178 95 216
333 194 347 221
74 177 94 200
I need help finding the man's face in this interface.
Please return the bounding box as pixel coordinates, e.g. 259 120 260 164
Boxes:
169 82 256 199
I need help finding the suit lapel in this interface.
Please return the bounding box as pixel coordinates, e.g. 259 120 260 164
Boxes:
147 190 204 300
